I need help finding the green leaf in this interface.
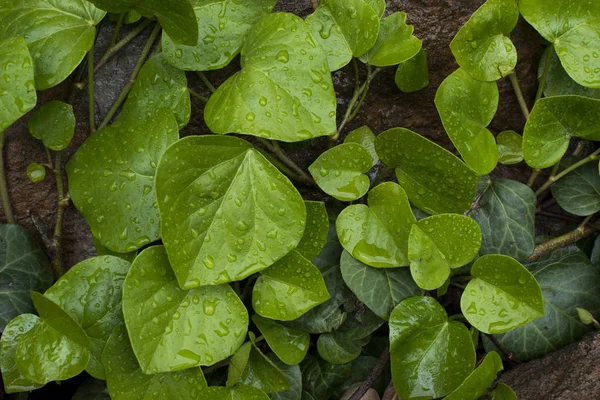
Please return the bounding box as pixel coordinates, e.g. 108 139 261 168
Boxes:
295 201 329 261
551 159 600 216
496 130 523 165
155 135 306 288
163 0 276 71
93 236 137 263
395 49 429 93
365 0 385 18
205 13 337 142
102 324 207 400
435 68 499 174
375 128 479 214
26 163 46 183
44 255 130 379
408 225 450 290
540 48 600 99
336 182 416 268
520 0 600 88
67 109 178 253
389 296 475 399
461 254 544 334
252 315 309 366
306 0 380 71
122 246 248 373
443 351 503 400
0 224 53 331
0 1 105 90
523 96 600 168
309 143 372 202
267 353 302 400
344 126 378 167
301 355 352 400
359 12 422 67
72 378 110 400
198 385 270 400
27 101 75 151
468 178 536 261
490 383 518 400
450 0 518 81
227 340 289 393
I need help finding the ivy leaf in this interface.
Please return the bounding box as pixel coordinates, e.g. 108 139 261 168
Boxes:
496 130 523 165
389 296 475 399
365 0 385 17
305 0 380 71
435 68 499 174
408 225 450 290
344 126 379 167
444 351 503 400
27 101 75 151
227 340 289 393
551 159 600 216
490 383 518 400
0 1 105 90
395 49 429 93
198 385 270 400
122 246 248 373
67 109 178 253
540 48 600 99
520 0 600 88
301 355 352 400
360 12 422 67
295 201 329 261
461 254 544 334
163 0 276 71
450 0 518 81
309 143 372 202
72 378 110 400
252 315 309 366
267 353 302 400
336 182 416 268
205 13 337 142
375 128 479 214
102 324 207 400
0 224 53 331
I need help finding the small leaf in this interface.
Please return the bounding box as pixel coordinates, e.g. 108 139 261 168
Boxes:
267 353 302 400
408 225 450 290
26 163 46 183
198 385 270 400
395 49 429 93
227 340 289 393
344 126 379 167
551 159 600 216
576 307 595 325
252 315 309 366
540 48 600 99
295 201 329 261
444 351 503 400
496 130 523 165
301 354 352 400
461 254 544 334
490 383 518 400
28 101 75 151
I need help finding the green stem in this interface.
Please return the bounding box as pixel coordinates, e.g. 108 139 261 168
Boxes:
573 141 586 156
197 72 216 93
87 46 96 133
508 71 530 120
49 150 69 279
94 19 152 74
485 334 521 363
188 88 208 103
258 139 315 185
528 215 596 262
110 12 126 48
527 168 541 187
372 166 392 187
255 147 307 184
535 148 600 196
535 43 554 104
0 131 14 224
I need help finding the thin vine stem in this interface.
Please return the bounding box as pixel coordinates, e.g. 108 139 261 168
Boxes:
110 12 126 48
48 150 69 279
188 88 208 103
485 334 521 364
255 147 307 184
372 166 392 187
535 148 600 196
94 19 152 74
0 131 14 224
527 169 541 187
87 46 96 133
535 44 554 104
348 343 390 400
573 141 586 156
508 71 530 120
197 72 216 93
257 139 315 185
528 215 596 262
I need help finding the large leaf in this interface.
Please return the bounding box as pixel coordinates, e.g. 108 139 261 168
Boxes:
163 0 276 71
0 225 53 331
435 68 499 174
67 109 178 253
205 13 337 142
395 49 429 93
295 201 329 261
122 246 248 373
551 159 600 216
252 315 309 366
450 0 518 81
389 296 475 399
155 135 306 288
540 48 600 99
198 385 270 400
301 355 351 400
27 101 75 151
375 128 479 214
0 0 105 90
444 351 503 400
267 353 302 400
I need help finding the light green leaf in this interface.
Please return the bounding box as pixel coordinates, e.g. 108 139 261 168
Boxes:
490 383 518 400
267 353 302 400
461 254 544 334
450 0 518 81
72 378 110 400
365 0 385 18
551 159 600 216
295 201 329 261
444 351 503 400
205 13 336 142
227 340 289 393
28 101 75 151
26 163 45 183
408 224 450 290
344 126 378 167
163 0 276 71
198 385 270 400
540 48 600 99
252 315 309 366
309 143 372 202
336 182 416 268
0 0 105 90
67 109 178 253
375 127 479 214
301 355 352 400
155 135 306 288
496 130 523 165
435 68 499 174
389 296 475 399
122 246 248 373
395 49 429 93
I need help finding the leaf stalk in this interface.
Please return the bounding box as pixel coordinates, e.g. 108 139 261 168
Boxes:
0 131 14 224
535 148 600 196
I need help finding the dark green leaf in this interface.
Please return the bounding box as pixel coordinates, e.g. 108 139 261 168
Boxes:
227 340 289 393
252 315 309 366
301 355 352 400
295 201 329 261
490 383 518 400
496 130 523 165
444 351 503 400
198 385 270 400
395 49 429 93
541 47 600 98
27 101 75 151
551 159 600 216
267 353 302 400
344 126 378 167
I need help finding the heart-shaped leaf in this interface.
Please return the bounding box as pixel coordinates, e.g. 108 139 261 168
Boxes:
295 201 329 261
375 128 479 214
450 0 518 81
267 353 302 400
395 49 429 93
122 246 248 373
490 383 518 400
435 68 499 174
389 296 475 399
496 130 523 165
0 1 105 90
163 0 276 71
461 254 544 334
198 385 270 400
336 182 416 268
540 48 600 99
155 135 306 288
444 351 503 400
205 13 337 142
67 109 178 253
344 126 379 167
551 158 600 216
28 101 75 151
252 315 309 366
408 225 450 290
300 355 351 400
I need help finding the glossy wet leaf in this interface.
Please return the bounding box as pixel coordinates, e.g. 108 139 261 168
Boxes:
540 48 600 99
122 246 248 373
344 126 378 167
198 385 270 400
376 128 479 214
408 225 450 290
461 254 544 334
496 130 523 165
490 383 518 400
0 225 53 331
155 135 306 288
360 12 422 67
306 0 380 71
389 296 475 399
395 49 429 93
468 178 536 261
102 324 207 400
267 353 302 400
252 315 309 365
435 68 499 174
520 0 600 88
309 143 372 202
26 163 46 183
28 101 75 151
444 351 503 400
450 0 518 81
72 378 110 400
163 0 276 71
336 182 416 268
227 340 289 393
365 0 385 18
301 355 352 400
295 201 329 261
67 109 178 253
523 96 600 168
93 236 137 263
551 159 600 216
0 0 105 90
205 13 336 142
